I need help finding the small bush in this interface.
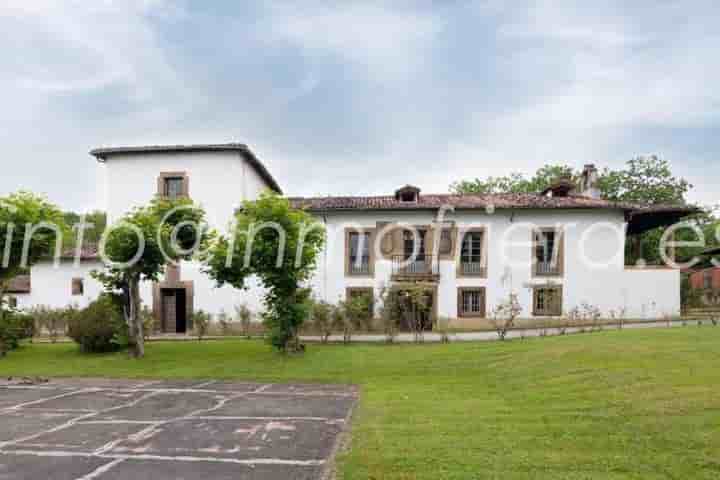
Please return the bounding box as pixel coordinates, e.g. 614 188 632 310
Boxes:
0 309 35 356
192 310 211 340
235 304 253 338
217 310 233 336
29 305 74 343
310 299 333 343
67 295 127 353
141 306 155 340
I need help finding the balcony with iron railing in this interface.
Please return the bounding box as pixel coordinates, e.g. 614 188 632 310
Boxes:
459 261 487 277
348 256 372 276
534 260 562 276
392 255 440 281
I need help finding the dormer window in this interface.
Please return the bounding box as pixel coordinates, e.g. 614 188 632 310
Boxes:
395 185 421 203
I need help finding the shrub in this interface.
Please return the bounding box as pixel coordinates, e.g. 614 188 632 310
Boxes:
310 299 333 343
331 303 352 344
0 309 35 356
217 310 233 336
378 287 400 344
491 292 522 341
67 295 127 353
192 310 211 341
29 305 74 343
140 306 155 341
235 304 253 338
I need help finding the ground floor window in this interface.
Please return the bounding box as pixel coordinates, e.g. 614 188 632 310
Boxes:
7 296 18 308
72 278 84 296
533 286 563 316
457 287 486 317
346 287 374 318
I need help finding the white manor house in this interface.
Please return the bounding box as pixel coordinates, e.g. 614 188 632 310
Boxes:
8 144 695 333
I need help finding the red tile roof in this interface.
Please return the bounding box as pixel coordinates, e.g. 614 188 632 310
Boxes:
288 192 690 213
6 275 31 294
289 193 698 234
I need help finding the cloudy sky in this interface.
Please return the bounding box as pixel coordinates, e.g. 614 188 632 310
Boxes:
1 0 718 212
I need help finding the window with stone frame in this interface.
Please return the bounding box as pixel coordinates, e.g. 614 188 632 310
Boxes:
158 172 189 199
533 286 563 316
459 229 485 276
164 177 185 199
457 287 486 317
533 229 563 276
72 278 84 296
347 231 372 275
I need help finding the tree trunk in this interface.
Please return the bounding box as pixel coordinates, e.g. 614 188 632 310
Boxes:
126 276 144 358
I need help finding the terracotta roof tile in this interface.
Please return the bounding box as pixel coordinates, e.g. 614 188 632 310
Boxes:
288 192 692 213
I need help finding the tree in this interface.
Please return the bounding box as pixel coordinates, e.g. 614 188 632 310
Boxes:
598 155 691 204
1 192 66 355
451 156 699 265
203 192 325 353
93 197 207 358
451 165 576 195
451 156 691 206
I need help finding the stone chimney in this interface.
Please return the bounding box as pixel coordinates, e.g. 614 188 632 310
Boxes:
580 164 600 198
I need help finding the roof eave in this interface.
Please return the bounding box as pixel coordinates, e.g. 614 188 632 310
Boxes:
90 143 282 195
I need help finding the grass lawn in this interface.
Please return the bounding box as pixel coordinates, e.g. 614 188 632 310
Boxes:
2 328 720 479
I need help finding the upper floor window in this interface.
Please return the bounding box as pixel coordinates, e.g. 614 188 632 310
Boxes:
72 278 84 296
394 185 420 203
459 230 485 276
533 229 563 276
347 231 372 276
403 229 427 259
164 177 184 199
158 172 188 199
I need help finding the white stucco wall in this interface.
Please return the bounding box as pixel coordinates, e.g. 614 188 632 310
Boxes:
17 261 105 310
307 208 681 320
101 150 270 229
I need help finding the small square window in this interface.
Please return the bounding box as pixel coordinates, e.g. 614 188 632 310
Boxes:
72 278 84 296
164 177 184 199
458 288 486 317
7 296 18 309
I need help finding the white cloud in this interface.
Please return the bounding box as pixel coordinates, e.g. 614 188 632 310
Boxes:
259 3 443 79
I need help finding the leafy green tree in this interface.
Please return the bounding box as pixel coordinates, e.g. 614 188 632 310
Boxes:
93 197 207 358
451 165 576 195
203 192 325 353
63 210 107 248
451 156 700 265
598 155 691 204
0 192 65 355
451 156 691 205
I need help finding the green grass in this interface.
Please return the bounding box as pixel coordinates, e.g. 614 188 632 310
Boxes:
2 328 720 479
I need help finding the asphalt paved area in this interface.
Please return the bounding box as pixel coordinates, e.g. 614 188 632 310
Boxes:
0 379 357 479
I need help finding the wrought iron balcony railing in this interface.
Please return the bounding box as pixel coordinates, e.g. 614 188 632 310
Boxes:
392 255 439 279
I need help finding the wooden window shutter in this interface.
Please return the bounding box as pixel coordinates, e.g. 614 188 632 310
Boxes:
438 227 456 259
376 222 395 259
391 227 405 257
556 230 565 276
